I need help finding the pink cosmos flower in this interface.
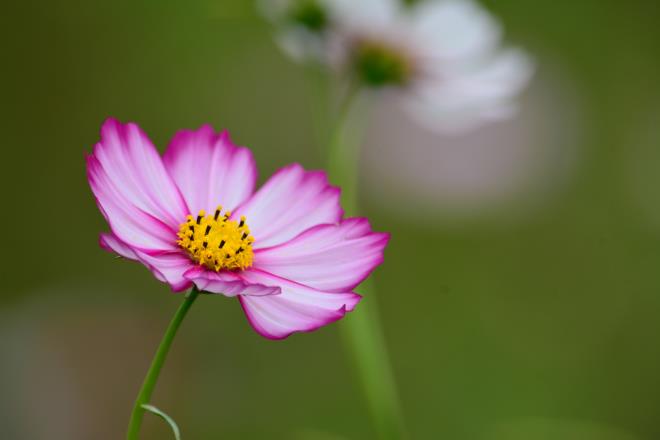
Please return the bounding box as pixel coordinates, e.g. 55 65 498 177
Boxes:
86 118 389 339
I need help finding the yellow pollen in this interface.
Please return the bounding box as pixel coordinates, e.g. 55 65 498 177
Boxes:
177 206 254 271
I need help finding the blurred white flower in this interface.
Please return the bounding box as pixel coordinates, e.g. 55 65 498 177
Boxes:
258 0 334 62
260 0 534 133
362 63 582 223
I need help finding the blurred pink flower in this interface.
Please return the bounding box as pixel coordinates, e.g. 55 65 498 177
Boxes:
86 119 388 339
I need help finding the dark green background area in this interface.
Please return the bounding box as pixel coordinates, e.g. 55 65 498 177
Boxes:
1 1 660 439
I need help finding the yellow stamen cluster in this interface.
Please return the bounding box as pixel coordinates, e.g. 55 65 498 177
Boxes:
177 206 254 271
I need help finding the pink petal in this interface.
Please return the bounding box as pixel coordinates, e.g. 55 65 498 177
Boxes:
238 269 362 340
88 155 179 251
99 232 138 260
183 266 281 297
99 232 194 292
254 218 389 291
234 164 342 249
136 251 195 292
87 118 188 251
163 126 257 215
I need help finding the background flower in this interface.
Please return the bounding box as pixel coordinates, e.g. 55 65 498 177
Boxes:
258 0 334 62
362 61 582 223
261 0 534 133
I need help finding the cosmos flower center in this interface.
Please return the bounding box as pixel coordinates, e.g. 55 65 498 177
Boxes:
353 41 412 87
288 0 328 32
176 206 254 272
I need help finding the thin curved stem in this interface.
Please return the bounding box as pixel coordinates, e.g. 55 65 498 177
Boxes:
126 287 200 440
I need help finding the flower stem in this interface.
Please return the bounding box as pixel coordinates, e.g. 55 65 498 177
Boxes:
343 279 406 440
126 287 200 440
327 91 408 440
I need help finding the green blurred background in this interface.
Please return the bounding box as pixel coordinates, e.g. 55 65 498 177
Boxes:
2 0 660 439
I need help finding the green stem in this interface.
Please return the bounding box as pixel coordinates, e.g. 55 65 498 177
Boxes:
126 287 200 440
327 91 408 440
343 280 406 440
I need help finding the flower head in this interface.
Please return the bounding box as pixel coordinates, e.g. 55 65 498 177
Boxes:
262 0 534 133
87 119 389 339
259 0 334 62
